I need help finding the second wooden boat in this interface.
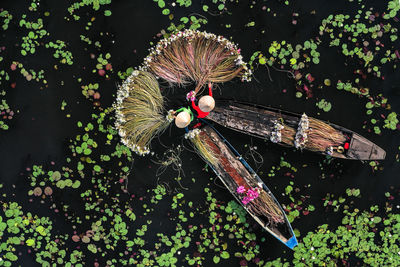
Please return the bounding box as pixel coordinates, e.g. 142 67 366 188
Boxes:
193 123 298 249
206 100 386 160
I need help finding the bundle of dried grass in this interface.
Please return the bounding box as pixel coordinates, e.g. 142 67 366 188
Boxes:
114 70 172 156
277 115 345 153
248 191 285 224
280 124 296 146
185 128 219 166
305 118 346 152
143 29 252 93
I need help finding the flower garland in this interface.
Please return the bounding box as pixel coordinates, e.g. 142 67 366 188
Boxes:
294 113 309 149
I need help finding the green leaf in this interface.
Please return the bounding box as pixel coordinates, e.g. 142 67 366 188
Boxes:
259 57 266 65
180 17 189 24
83 148 92 155
221 251 230 259
158 0 165 8
72 180 81 189
88 244 97 253
162 8 170 15
26 239 35 246
93 165 101 172
213 256 220 264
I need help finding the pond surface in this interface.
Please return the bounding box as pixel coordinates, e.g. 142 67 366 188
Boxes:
0 0 399 266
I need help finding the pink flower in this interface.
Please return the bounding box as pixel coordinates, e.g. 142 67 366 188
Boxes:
236 186 246 194
186 91 196 102
241 196 251 205
246 188 259 200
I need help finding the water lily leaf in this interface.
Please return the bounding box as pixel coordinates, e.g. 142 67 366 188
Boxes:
72 180 81 188
221 251 230 259
26 239 35 246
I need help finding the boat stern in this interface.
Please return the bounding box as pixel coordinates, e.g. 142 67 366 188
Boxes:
285 235 298 250
347 133 386 160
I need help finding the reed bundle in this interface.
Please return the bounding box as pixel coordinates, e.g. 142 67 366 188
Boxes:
280 124 296 146
114 70 171 156
187 129 219 167
305 118 346 152
248 191 285 224
143 29 252 93
279 116 346 153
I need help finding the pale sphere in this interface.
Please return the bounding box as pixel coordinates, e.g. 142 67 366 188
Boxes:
175 111 191 128
198 95 215 112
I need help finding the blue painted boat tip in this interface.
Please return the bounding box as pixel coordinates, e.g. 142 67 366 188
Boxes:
286 236 298 249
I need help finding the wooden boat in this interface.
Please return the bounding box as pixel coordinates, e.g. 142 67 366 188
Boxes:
206 100 386 160
196 123 298 249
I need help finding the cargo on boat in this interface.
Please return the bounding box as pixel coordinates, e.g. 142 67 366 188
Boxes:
206 100 386 160
194 124 298 249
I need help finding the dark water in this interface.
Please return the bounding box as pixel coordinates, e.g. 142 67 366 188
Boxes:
0 0 399 266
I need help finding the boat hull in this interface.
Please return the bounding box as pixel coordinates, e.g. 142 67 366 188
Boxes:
196 124 298 249
207 100 386 160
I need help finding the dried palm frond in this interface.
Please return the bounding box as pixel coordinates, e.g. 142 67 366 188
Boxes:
143 29 252 93
114 70 172 156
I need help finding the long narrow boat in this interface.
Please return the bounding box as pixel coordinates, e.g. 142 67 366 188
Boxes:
206 100 386 160
196 123 298 249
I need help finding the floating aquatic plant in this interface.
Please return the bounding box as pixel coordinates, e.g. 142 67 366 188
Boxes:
316 99 332 112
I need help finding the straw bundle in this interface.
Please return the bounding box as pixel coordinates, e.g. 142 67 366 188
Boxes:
114 70 172 156
185 129 219 166
143 29 252 93
248 191 285 224
305 118 346 152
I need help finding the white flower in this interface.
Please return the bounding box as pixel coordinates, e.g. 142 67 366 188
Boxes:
166 110 175 122
184 129 201 139
294 113 309 149
235 55 243 66
326 146 333 155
